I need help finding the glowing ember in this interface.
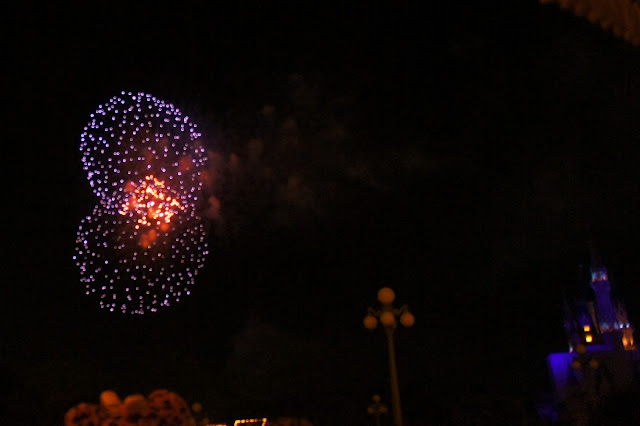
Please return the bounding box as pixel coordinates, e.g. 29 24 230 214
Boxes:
120 175 186 228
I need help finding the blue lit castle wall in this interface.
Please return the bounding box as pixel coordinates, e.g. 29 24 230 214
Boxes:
590 266 618 332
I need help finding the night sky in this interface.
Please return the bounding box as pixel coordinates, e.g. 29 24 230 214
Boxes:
5 1 640 425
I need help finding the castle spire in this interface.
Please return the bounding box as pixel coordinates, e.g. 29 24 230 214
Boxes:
587 241 613 325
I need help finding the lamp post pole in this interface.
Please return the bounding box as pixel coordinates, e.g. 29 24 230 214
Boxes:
385 326 403 426
364 287 415 426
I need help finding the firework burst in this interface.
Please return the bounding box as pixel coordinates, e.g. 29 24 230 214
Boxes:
75 92 209 314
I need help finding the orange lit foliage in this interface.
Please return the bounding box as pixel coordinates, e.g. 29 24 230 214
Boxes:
65 389 193 426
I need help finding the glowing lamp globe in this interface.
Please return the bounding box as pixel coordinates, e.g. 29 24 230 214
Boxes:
400 311 415 327
364 314 378 330
377 287 395 305
571 360 582 370
589 359 599 369
576 343 587 355
380 311 396 327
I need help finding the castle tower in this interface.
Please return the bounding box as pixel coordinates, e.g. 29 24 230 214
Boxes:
589 263 618 332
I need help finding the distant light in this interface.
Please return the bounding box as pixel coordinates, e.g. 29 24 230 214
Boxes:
591 270 608 282
585 334 593 343
583 325 591 332
234 419 267 426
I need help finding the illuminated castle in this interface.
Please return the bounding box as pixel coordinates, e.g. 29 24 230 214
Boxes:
563 261 635 352
545 256 639 421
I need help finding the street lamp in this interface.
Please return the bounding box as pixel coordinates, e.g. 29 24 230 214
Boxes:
367 394 388 426
363 287 414 426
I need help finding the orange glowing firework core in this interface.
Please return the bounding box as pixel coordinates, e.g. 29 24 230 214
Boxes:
119 175 185 248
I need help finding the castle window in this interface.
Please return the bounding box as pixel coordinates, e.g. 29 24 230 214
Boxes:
585 334 593 343
583 325 590 332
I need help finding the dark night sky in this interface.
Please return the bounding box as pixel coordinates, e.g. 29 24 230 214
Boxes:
5 1 640 424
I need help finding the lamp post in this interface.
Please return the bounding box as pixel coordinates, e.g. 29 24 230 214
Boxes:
364 287 415 426
367 394 388 426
